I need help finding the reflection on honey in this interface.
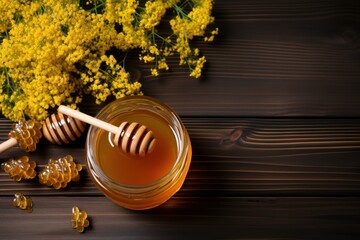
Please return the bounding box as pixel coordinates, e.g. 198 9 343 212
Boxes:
95 109 178 185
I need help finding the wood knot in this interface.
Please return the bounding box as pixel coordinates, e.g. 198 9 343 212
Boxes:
221 128 244 145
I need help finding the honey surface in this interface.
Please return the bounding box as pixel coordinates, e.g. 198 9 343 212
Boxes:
95 110 178 185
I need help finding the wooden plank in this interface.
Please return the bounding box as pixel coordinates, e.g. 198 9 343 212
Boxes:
0 196 359 239
1 1 360 118
183 118 360 197
1 118 360 197
136 0 360 117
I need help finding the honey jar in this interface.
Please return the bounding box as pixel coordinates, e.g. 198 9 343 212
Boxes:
85 96 192 210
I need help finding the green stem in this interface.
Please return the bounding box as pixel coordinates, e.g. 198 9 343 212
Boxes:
172 3 191 20
0 31 9 42
121 51 129 69
37 5 46 15
89 0 105 14
152 31 176 47
3 67 15 96
151 28 156 44
99 68 112 78
14 13 22 24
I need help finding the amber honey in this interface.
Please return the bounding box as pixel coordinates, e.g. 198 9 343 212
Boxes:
86 96 192 210
95 110 177 185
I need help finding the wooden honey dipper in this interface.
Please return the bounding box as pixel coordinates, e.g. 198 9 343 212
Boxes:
58 105 156 157
42 112 85 145
0 119 42 154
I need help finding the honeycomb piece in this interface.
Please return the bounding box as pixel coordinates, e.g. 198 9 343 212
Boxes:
8 119 42 152
13 192 33 213
1 156 37 181
71 206 90 233
38 155 82 189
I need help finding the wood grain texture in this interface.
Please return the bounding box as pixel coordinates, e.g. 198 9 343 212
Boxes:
1 118 360 197
0 196 359 240
1 1 360 239
137 0 360 117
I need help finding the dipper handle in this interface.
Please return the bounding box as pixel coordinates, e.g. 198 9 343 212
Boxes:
0 138 18 154
0 119 42 154
58 106 156 157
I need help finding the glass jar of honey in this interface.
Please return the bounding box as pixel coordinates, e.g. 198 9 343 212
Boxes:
85 96 192 210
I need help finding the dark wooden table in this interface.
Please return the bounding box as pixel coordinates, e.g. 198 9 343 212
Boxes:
1 0 360 239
